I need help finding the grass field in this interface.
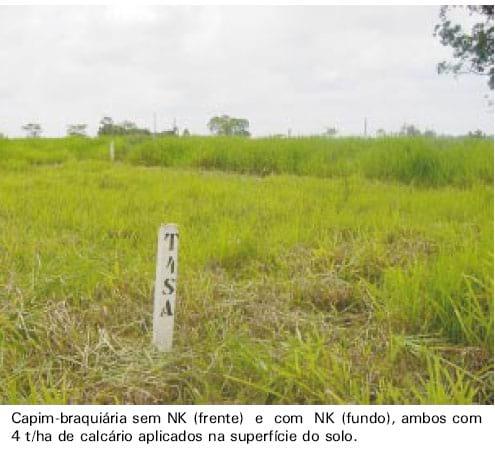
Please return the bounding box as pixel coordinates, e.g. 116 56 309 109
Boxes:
0 136 493 404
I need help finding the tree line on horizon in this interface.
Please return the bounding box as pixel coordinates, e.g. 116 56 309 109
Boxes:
2 118 490 140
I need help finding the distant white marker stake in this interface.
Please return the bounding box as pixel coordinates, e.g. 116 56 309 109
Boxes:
153 224 179 351
109 140 115 161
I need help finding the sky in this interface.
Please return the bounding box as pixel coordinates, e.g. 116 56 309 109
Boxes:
0 5 493 137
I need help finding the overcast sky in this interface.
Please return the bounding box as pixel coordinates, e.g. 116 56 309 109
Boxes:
0 5 493 137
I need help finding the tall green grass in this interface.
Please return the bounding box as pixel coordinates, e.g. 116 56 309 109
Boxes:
0 137 109 170
1 136 492 186
123 136 494 187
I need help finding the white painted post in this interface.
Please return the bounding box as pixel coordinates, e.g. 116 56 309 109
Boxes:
153 224 179 351
109 140 115 161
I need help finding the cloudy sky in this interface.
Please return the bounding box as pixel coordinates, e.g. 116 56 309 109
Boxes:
0 5 493 137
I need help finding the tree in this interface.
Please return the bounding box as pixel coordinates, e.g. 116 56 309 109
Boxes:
468 129 485 138
399 123 422 136
159 125 179 136
98 117 115 135
67 124 88 137
207 115 250 136
22 123 42 138
122 120 136 130
182 128 190 137
97 117 151 136
323 126 338 137
434 6 494 90
376 128 387 137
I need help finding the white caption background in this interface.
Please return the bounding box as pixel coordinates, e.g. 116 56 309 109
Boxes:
0 405 492 449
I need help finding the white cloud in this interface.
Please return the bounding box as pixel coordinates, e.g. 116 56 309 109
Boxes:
0 5 492 137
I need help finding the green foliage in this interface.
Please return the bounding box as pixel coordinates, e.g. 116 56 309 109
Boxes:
123 136 493 187
207 115 250 136
97 117 151 136
0 137 110 169
1 136 492 187
434 5 494 90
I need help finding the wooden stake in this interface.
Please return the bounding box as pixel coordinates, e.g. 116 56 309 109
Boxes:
153 224 179 351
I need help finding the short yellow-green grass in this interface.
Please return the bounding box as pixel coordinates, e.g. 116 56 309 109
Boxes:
0 137 492 404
